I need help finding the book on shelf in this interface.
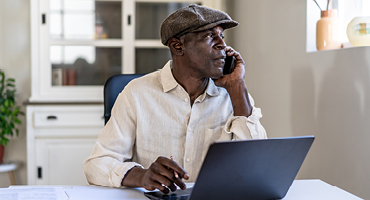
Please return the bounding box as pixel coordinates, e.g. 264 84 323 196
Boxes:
62 68 77 86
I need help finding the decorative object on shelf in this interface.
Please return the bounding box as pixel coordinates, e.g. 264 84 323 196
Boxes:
347 16 370 47
313 0 342 51
95 13 108 39
0 70 24 164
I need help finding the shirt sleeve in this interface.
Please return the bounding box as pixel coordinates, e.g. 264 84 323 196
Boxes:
83 92 143 188
224 94 267 140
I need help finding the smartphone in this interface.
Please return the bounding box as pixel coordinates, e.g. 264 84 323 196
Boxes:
223 56 235 75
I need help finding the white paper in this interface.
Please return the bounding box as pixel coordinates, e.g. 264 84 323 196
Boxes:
0 187 68 200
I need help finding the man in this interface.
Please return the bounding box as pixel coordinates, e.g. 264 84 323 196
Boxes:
83 4 267 194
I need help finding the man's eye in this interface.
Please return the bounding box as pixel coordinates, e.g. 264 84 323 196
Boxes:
206 34 213 38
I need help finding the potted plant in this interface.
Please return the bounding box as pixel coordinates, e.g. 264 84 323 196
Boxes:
0 70 24 164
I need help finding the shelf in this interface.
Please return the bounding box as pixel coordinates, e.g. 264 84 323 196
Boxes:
306 0 368 52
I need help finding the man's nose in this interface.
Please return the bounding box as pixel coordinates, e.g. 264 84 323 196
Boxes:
214 36 226 50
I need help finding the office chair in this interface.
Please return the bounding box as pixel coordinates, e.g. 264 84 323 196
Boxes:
103 74 144 124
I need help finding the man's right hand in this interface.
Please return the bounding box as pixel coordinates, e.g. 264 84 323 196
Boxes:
121 156 189 194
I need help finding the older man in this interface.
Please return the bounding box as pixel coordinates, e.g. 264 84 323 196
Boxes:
83 4 267 194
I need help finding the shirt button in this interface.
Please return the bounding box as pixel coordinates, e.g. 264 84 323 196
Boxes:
186 158 191 163
184 98 188 103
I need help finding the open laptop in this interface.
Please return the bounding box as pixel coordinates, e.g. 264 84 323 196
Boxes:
144 136 314 200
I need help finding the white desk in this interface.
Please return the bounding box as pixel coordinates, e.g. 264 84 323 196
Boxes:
4 179 364 200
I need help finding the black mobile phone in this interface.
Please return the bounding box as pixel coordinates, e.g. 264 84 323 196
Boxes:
223 56 235 75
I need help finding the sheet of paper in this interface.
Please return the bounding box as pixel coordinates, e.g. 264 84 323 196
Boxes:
0 187 68 200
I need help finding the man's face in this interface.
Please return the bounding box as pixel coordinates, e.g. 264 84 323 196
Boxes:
182 26 227 79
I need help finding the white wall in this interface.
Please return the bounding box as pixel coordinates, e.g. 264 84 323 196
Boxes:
229 0 370 199
0 0 30 187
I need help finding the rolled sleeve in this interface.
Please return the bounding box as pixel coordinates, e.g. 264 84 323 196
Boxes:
224 106 267 140
83 156 143 188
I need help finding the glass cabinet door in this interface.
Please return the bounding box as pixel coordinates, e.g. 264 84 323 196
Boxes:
49 0 123 86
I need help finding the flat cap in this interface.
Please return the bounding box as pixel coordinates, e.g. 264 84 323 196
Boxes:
160 4 239 45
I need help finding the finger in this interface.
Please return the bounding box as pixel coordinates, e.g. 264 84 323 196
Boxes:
224 46 234 54
228 51 245 73
144 180 168 193
151 171 178 192
151 160 179 182
168 182 177 192
165 158 189 180
160 186 170 194
148 179 171 194
152 181 170 194
151 171 175 189
231 50 242 62
173 177 187 190
224 46 242 61
156 157 189 180
152 167 186 191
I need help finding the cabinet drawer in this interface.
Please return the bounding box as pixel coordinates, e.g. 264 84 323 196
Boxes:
33 107 104 128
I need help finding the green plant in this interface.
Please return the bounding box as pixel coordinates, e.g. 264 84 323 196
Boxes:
0 70 24 146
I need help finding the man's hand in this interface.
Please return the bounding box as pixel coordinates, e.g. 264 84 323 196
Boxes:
214 46 253 117
121 156 189 194
213 46 246 88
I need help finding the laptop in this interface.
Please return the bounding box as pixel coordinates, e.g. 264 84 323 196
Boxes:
144 136 314 200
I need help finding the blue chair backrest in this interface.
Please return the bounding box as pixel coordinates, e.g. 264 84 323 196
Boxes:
103 74 144 124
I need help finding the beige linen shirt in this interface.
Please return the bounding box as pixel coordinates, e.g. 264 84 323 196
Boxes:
83 61 267 188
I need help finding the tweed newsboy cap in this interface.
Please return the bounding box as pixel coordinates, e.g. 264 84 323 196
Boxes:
160 4 239 45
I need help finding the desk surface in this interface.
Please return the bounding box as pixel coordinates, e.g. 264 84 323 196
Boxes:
5 179 364 200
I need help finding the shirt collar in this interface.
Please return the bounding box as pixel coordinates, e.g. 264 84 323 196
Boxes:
160 60 178 93
205 78 220 97
160 60 221 97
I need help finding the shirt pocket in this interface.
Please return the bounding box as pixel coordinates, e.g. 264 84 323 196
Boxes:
202 126 232 160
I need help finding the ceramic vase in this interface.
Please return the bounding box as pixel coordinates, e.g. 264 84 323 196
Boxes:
347 16 370 46
316 9 341 51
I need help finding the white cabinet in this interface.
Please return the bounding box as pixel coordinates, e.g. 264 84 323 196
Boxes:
26 105 104 185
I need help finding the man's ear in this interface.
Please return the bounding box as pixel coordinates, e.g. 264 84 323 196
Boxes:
168 38 184 56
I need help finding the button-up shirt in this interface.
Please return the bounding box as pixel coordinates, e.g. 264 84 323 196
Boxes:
83 61 267 188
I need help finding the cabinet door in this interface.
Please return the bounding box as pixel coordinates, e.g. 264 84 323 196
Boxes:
35 138 96 185
26 105 104 185
33 0 126 102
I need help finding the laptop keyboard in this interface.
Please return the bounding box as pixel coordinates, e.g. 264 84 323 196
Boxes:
160 194 190 200
144 187 193 200
144 193 190 200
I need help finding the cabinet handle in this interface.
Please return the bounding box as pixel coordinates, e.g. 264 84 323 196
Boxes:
42 13 46 24
128 15 131 25
46 115 57 120
38 167 42 179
